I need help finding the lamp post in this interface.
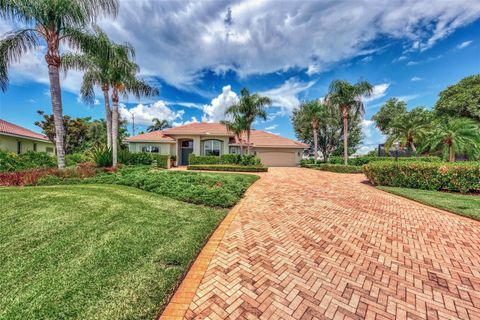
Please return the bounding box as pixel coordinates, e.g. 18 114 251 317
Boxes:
393 141 400 161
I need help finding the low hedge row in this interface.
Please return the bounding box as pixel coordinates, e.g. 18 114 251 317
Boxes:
187 164 268 172
328 156 440 166
189 154 262 166
306 163 364 173
0 150 57 172
118 150 170 168
363 161 480 193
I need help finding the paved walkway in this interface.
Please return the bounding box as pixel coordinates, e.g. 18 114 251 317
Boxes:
161 168 480 320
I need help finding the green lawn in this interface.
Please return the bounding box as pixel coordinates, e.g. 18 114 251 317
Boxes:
378 186 480 220
0 185 228 320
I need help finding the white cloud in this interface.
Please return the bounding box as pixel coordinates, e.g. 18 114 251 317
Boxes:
355 119 385 155
364 83 390 103
406 61 419 66
201 85 239 122
260 78 315 114
120 100 184 126
397 94 419 102
393 55 408 62
172 116 199 127
457 40 473 49
411 76 422 81
265 124 278 131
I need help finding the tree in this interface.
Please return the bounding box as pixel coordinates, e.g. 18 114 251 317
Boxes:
434 74 480 122
0 0 119 168
147 118 171 132
225 88 272 154
372 98 407 134
326 80 373 164
419 117 480 162
292 104 362 161
221 116 247 154
109 60 158 166
384 107 432 153
61 28 134 149
295 100 325 163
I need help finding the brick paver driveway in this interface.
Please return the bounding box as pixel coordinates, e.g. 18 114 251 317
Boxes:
163 168 480 320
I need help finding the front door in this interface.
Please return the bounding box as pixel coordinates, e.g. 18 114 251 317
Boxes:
180 140 194 165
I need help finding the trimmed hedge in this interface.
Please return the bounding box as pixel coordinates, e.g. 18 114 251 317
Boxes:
328 156 440 166
189 154 262 166
363 161 480 193
0 150 56 172
306 163 364 173
119 150 170 168
187 164 268 172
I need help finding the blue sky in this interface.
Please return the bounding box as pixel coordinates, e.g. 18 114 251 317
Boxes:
0 0 479 154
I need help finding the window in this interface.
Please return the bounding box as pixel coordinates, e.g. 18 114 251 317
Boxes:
46 147 54 153
203 140 221 156
181 140 193 148
33 143 37 152
142 145 159 153
229 146 240 154
17 141 21 154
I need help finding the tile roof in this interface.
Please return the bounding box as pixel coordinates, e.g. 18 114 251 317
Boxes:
124 130 176 142
127 122 307 149
0 119 51 142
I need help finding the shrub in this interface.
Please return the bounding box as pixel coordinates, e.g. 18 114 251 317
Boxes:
0 150 57 172
189 154 262 166
187 164 268 172
363 161 480 193
0 150 19 172
92 146 113 167
65 152 90 167
328 155 441 166
151 154 170 169
307 163 364 173
117 148 132 164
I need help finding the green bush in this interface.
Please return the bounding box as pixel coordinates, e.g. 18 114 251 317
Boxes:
65 152 90 167
151 154 170 169
117 148 131 164
307 163 364 173
0 150 56 172
363 161 480 193
187 164 268 172
127 152 154 165
189 154 262 166
328 155 441 166
119 151 170 168
92 146 113 167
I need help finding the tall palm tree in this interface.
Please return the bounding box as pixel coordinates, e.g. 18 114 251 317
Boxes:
326 80 373 164
419 117 480 162
147 118 171 132
221 115 247 154
109 60 159 167
61 28 134 149
225 88 272 154
298 100 324 164
0 0 119 168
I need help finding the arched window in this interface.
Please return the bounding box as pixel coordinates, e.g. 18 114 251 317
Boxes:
203 140 222 156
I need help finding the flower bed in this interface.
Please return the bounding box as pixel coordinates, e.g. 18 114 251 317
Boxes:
187 164 268 172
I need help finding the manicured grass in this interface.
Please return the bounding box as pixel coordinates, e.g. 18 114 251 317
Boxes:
378 186 480 220
0 185 227 320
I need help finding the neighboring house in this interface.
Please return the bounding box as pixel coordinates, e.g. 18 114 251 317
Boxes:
0 119 55 154
125 122 308 167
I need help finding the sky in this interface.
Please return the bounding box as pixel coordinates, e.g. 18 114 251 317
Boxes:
0 0 479 154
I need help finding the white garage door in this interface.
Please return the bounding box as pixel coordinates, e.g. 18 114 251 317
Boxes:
256 150 297 167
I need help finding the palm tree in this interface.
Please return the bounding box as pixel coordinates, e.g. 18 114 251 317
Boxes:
221 116 247 154
225 88 272 154
326 80 373 164
298 100 324 164
0 0 119 168
109 60 159 167
61 28 134 149
419 117 480 162
147 118 171 132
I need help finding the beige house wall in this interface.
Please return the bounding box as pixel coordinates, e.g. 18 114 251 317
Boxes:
0 134 54 154
128 142 175 155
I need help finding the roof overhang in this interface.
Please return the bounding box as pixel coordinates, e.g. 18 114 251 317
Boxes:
125 140 176 144
0 131 52 143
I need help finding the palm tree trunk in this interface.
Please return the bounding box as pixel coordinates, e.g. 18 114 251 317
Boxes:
111 87 119 167
342 107 348 165
449 144 455 162
46 52 66 169
312 123 318 164
102 84 112 149
247 129 251 155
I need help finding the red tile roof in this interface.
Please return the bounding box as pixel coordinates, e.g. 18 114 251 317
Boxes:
127 122 307 149
124 130 175 142
0 119 51 142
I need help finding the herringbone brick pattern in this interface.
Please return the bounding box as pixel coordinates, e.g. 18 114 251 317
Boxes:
164 168 480 319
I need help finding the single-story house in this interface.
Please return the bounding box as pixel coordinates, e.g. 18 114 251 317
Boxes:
125 122 308 167
0 119 54 154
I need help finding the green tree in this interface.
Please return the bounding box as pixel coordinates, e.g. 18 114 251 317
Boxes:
326 80 373 164
434 74 480 122
0 0 119 168
221 116 247 154
147 118 171 132
384 107 432 153
61 28 134 149
372 98 407 134
295 100 325 163
420 117 480 162
225 88 272 154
